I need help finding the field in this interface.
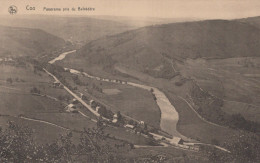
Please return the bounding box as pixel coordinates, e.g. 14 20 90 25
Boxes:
177 57 260 122
165 92 240 145
58 70 161 129
0 61 158 146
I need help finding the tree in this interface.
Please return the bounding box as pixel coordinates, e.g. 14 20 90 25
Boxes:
117 111 123 123
0 121 132 162
98 107 107 117
128 119 134 125
224 134 260 163
30 87 40 94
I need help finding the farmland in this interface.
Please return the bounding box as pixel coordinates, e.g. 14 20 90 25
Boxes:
177 57 260 122
54 69 161 129
0 59 160 147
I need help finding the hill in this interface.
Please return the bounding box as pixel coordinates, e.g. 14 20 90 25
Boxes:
75 20 260 72
237 16 260 29
0 15 199 46
59 19 260 137
0 15 137 45
0 25 67 57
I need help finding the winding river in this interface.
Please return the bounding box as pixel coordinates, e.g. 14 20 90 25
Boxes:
48 50 76 64
53 51 184 138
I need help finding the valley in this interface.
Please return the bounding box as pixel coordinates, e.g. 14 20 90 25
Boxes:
0 13 260 162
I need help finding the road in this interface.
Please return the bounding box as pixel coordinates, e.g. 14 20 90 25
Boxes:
45 50 231 153
20 116 70 131
177 95 228 128
43 68 109 121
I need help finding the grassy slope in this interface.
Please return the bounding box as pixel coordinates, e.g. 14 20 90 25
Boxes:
177 57 260 122
0 25 67 57
238 16 260 29
77 20 260 71
166 92 239 145
0 62 156 146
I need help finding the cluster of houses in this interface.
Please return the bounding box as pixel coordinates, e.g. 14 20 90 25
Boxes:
64 92 199 151
80 94 152 135
94 76 127 85
166 137 199 150
65 98 80 113
0 57 14 62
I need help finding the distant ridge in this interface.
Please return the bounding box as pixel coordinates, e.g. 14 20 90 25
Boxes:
0 25 67 57
77 19 260 72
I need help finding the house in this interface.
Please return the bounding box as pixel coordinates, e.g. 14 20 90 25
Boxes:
112 119 118 123
112 113 118 123
96 106 101 112
113 113 118 119
124 124 135 129
53 81 60 87
139 121 145 125
66 104 78 113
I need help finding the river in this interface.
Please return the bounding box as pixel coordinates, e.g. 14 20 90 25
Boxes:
51 51 184 138
48 50 76 64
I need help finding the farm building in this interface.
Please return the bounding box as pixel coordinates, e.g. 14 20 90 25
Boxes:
112 113 118 123
139 121 145 125
124 124 135 129
112 119 118 123
66 104 78 113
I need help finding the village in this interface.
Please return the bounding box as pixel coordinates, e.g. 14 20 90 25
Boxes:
52 78 200 151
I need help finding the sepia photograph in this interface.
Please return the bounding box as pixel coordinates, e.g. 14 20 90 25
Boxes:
0 0 259 162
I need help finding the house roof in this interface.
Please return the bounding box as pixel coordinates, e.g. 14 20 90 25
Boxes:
68 104 76 108
124 124 135 129
113 114 118 118
112 119 118 123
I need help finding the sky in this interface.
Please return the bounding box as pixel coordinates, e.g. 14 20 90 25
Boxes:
1 0 260 19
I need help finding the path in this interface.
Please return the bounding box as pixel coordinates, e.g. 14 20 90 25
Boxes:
177 95 228 128
20 116 70 131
